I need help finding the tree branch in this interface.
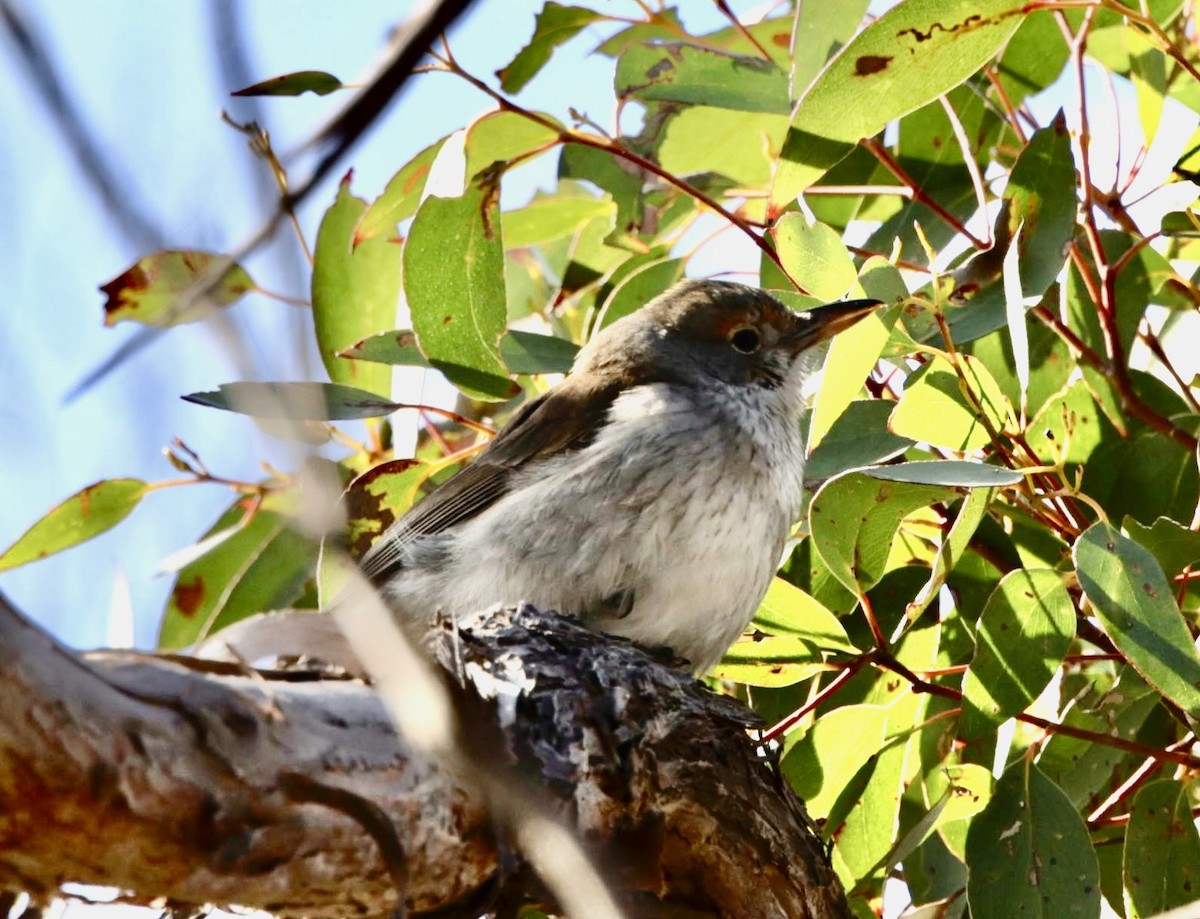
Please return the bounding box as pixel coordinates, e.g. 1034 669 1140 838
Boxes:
0 596 850 919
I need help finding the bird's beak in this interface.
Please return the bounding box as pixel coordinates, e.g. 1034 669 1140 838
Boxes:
784 298 883 351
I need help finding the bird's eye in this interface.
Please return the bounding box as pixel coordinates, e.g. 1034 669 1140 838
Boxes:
729 326 761 353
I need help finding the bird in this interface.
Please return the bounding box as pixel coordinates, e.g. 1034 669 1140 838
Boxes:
359 279 879 673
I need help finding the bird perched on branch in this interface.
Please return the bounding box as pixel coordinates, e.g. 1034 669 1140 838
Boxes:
360 279 878 672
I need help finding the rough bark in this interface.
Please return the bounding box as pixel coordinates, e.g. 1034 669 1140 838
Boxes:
0 593 850 918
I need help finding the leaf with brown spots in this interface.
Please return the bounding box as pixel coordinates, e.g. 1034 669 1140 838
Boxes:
100 251 254 327
159 490 316 650
0 479 149 572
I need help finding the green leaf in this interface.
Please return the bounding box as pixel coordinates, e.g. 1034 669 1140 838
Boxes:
790 0 872 98
0 479 149 572
960 569 1075 739
312 178 401 397
1127 29 1167 145
714 635 828 687
496 3 602 93
463 111 560 181
404 188 519 401
1074 521 1200 719
341 459 438 561
771 213 857 301
806 400 915 481
595 257 685 329
835 625 939 882
1123 515 1200 580
159 493 316 649
1024 379 1109 465
1003 118 1078 297
183 382 403 420
810 470 955 594
338 330 431 367
354 138 447 243
500 329 578 375
782 704 890 818
231 70 345 97
772 0 1025 204
1123 779 1200 918
861 461 1023 487
658 107 788 186
809 307 892 449
753 576 856 652
966 760 1100 919
994 11 1068 104
1082 427 1199 526
904 485 997 627
100 251 253 327
501 195 614 248
888 355 1009 452
615 42 791 114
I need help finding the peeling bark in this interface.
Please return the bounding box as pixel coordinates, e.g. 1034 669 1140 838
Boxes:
0 594 850 918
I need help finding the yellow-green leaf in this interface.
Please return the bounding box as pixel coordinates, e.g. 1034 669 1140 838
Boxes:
0 479 149 572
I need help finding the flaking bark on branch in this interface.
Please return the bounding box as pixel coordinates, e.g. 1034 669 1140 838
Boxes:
0 594 849 918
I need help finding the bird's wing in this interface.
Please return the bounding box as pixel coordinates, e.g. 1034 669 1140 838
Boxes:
360 374 622 583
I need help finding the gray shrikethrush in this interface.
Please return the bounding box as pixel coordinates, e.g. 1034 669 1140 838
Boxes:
360 279 878 672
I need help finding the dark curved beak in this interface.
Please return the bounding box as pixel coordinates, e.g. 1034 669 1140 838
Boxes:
783 298 883 352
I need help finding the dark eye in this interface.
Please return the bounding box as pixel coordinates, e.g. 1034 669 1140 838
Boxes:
729 327 761 353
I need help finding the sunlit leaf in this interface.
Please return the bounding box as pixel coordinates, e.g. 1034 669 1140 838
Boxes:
0 479 149 573
312 178 401 397
496 2 602 93
790 0 872 98
595 257 685 329
658 107 788 186
888 355 1010 452
782 704 889 818
810 470 955 593
159 492 315 649
463 110 561 181
404 186 519 401
752 576 856 652
773 0 1025 204
355 138 447 244
960 569 1074 739
772 213 857 301
502 195 614 248
100 251 253 327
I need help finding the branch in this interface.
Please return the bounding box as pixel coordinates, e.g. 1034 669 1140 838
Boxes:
0 595 850 919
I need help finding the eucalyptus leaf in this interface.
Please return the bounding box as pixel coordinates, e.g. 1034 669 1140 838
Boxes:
1074 521 1200 719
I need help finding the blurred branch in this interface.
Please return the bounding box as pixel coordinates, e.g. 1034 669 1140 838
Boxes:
0 0 164 251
